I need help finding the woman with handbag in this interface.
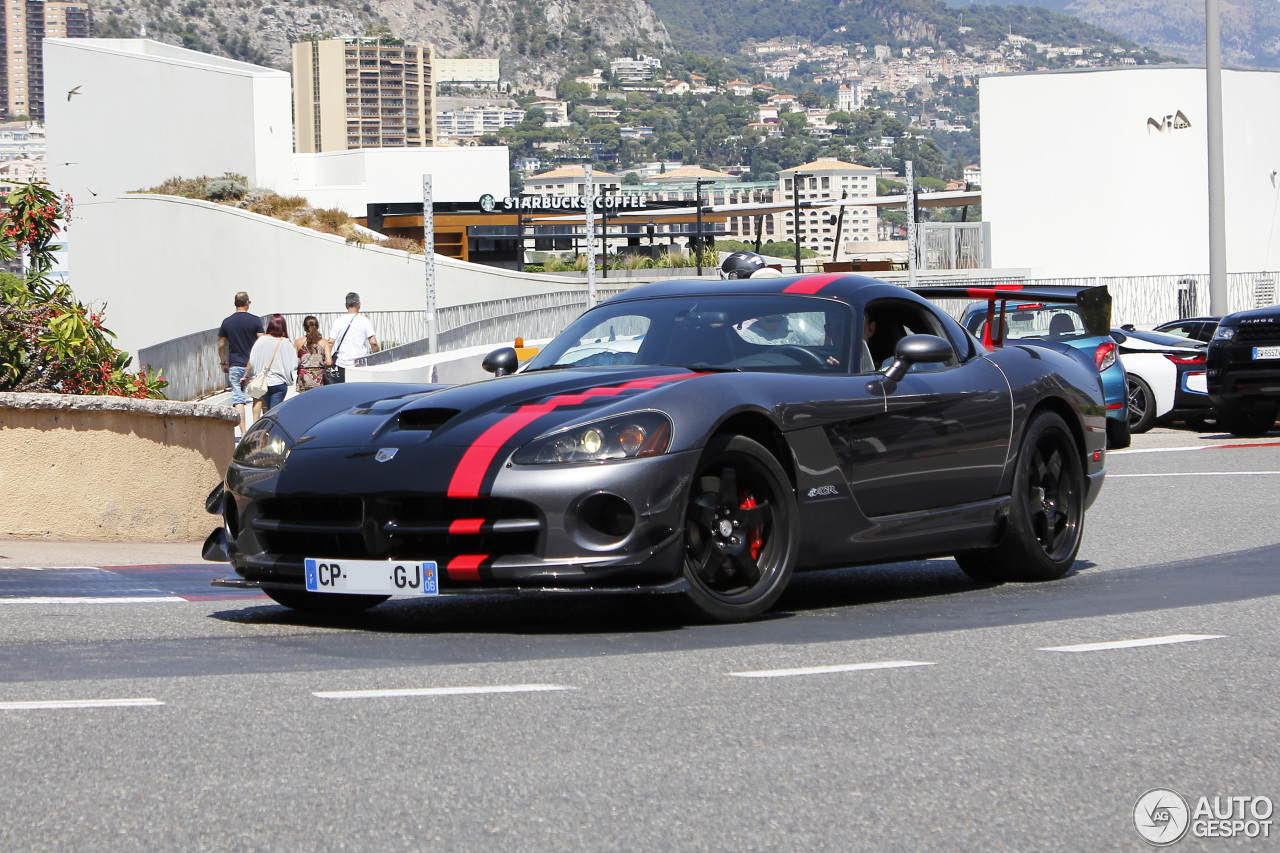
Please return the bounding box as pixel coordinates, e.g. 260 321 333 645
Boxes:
243 314 299 420
294 315 329 394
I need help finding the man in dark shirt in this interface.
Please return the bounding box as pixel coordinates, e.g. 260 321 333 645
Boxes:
217 291 262 435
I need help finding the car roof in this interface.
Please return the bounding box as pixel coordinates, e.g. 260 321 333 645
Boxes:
607 273 927 308
1155 316 1219 325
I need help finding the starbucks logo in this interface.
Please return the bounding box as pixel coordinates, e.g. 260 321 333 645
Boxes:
479 193 496 212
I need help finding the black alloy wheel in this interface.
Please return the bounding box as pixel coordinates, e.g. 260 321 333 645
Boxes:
682 434 798 622
263 587 389 614
956 411 1085 582
1218 405 1277 438
1126 376 1157 433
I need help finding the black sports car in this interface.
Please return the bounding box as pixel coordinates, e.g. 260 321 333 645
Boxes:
204 274 1109 622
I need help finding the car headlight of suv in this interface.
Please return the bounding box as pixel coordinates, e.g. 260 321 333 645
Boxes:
1213 325 1237 341
513 412 673 465
233 419 294 469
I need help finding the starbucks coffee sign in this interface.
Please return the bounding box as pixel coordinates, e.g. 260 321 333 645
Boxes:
498 195 651 211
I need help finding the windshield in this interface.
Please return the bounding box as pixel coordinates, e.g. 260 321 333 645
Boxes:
525 295 854 374
964 302 1091 341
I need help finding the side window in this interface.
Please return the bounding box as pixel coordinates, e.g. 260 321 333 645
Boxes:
860 298 956 374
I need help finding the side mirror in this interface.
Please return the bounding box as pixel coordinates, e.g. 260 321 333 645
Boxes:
483 347 519 377
884 334 954 383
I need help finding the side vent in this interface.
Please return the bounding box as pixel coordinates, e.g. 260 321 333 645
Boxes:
398 408 460 431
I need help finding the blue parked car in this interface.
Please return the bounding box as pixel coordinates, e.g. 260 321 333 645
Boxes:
914 286 1129 448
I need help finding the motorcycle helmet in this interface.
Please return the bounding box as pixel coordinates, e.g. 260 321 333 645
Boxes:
719 251 768 280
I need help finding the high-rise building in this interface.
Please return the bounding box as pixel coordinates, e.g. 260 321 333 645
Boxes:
1 0 92 120
782 158 880 251
292 37 435 153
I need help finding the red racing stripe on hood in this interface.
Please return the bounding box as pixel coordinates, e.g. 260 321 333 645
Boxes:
447 372 700 499
783 273 845 294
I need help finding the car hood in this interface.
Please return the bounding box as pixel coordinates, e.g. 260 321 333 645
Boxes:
285 366 707 452
265 367 710 500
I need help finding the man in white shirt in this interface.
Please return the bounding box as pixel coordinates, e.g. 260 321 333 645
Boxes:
326 291 380 381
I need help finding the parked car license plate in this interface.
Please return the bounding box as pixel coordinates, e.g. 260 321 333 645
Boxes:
1253 346 1280 360
304 558 439 596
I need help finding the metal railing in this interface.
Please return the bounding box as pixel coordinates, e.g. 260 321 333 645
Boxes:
916 222 990 270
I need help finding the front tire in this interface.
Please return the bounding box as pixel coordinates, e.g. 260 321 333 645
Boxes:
1126 376 1157 434
956 412 1085 582
682 435 798 623
1218 405 1277 437
264 587 389 614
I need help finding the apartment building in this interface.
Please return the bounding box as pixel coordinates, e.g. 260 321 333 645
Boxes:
1 0 91 120
434 104 524 138
782 158 879 251
433 56 499 89
292 37 435 153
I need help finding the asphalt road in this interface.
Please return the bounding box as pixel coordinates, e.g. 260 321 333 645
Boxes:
2 428 1279 852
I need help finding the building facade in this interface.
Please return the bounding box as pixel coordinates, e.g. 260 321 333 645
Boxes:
433 56 500 89
434 104 524 138
292 37 436 153
1 0 91 120
782 158 879 253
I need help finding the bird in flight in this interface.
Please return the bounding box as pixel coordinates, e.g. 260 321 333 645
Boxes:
67 86 81 100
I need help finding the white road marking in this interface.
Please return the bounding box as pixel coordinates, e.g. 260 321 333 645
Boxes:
729 660 935 679
1111 441 1280 455
0 597 182 605
0 698 164 711
1109 471 1280 478
1039 634 1226 653
313 684 576 700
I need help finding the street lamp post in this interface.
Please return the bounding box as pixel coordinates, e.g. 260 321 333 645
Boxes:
694 178 714 276
791 172 813 272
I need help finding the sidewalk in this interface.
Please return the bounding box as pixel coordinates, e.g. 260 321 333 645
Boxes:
0 538 211 568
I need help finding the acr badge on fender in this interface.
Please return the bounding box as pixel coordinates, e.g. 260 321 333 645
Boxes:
375 448 398 463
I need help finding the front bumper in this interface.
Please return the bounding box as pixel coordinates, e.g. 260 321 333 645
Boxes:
217 448 699 591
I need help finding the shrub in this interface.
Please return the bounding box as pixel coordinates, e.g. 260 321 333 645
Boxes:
205 178 248 201
0 183 166 397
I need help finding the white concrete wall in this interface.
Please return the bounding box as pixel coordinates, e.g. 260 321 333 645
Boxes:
45 39 293 200
292 147 511 215
980 67 1280 277
75 195 583 357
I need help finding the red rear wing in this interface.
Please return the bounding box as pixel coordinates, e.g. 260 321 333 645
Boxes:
910 284 1112 347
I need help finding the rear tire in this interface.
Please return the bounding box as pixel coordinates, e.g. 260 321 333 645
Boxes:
264 587 389 614
1218 405 1277 437
1126 376 1157 434
955 411 1085 583
1105 416 1131 449
681 435 798 623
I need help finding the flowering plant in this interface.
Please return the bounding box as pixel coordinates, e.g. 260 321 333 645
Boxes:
0 182 166 398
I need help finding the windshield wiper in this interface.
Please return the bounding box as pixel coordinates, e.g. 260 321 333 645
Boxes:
659 363 741 372
521 363 579 372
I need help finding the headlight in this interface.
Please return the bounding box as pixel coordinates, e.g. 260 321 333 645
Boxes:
513 412 672 465
1213 325 1237 341
233 419 294 469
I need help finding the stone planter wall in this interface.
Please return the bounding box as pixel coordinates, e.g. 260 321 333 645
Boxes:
0 393 237 542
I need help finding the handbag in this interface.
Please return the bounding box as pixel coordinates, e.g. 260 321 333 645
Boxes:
246 339 283 399
322 316 356 385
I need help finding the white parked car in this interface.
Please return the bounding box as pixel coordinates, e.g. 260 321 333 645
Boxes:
1112 327 1213 432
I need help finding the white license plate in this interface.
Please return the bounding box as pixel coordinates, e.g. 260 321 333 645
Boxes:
304 558 438 596
1253 346 1280 360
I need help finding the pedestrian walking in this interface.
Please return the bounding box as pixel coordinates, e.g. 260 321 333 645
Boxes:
217 291 262 436
326 292 379 382
244 314 299 420
294 315 329 393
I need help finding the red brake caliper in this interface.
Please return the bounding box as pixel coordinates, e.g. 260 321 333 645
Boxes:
739 492 763 560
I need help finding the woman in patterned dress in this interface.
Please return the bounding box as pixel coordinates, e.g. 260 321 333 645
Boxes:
294 315 329 393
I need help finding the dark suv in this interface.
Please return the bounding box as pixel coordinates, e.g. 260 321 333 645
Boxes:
1207 307 1280 436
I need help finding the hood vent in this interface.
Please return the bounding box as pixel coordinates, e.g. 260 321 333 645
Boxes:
398 408 460 431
